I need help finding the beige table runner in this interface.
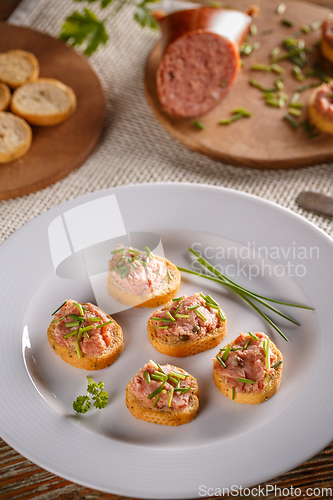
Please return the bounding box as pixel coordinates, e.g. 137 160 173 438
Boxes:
0 0 332 244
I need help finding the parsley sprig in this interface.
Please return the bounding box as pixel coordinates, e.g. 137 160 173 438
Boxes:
60 0 159 56
73 376 109 413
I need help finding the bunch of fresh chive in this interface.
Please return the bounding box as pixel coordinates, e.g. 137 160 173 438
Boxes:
146 360 190 408
177 248 315 342
110 246 154 279
51 301 112 358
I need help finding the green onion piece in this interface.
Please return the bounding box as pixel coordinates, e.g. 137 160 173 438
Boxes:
51 301 67 316
166 311 176 322
95 320 113 328
205 294 219 306
65 321 79 328
152 316 173 322
267 372 270 390
275 79 284 90
172 297 183 301
129 248 141 255
237 377 255 384
152 395 160 407
148 381 166 399
158 265 162 275
145 254 149 265
282 18 294 27
156 326 169 329
290 92 300 104
74 302 84 316
145 370 151 383
289 102 304 108
277 3 286 14
151 373 167 382
157 363 166 375
250 23 257 36
149 359 159 369
232 387 235 400
137 259 147 266
127 258 137 270
251 63 272 72
168 376 178 384
272 360 283 370
169 371 186 379
296 82 320 92
63 330 78 338
249 77 272 92
193 120 205 130
88 316 101 322
167 270 173 280
206 303 219 310
288 107 302 117
116 252 124 265
144 246 154 258
220 347 242 351
271 64 284 74
79 325 94 334
121 268 130 279
168 388 174 407
222 345 231 361
216 356 227 368
174 387 191 393
284 112 300 128
218 309 226 321
51 316 66 324
111 248 124 254
69 314 85 322
248 331 259 341
85 332 90 339
74 341 82 359
270 47 280 58
175 314 190 318
187 304 200 310
195 309 207 321
301 24 311 33
243 339 250 350
263 339 270 370
173 299 183 315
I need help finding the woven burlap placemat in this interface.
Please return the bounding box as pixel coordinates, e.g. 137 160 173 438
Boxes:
1 0 332 241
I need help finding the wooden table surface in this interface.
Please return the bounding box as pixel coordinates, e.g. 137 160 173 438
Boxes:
1 1 333 499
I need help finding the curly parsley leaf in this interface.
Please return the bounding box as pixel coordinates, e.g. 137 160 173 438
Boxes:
59 8 108 56
73 376 109 413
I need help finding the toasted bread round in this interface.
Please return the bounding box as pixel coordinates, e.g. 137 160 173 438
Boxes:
308 82 333 134
11 78 76 126
47 302 123 370
213 332 283 404
107 255 181 308
0 49 39 89
147 294 227 357
0 111 32 163
0 83 11 111
126 364 199 426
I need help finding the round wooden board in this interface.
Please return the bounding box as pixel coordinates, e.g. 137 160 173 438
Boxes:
0 23 106 200
145 0 333 169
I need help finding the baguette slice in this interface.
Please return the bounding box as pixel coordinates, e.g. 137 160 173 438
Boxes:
107 254 181 308
0 83 11 111
0 111 32 163
47 301 123 370
11 78 76 126
147 293 227 357
0 49 39 89
213 332 283 404
308 82 333 134
126 363 199 426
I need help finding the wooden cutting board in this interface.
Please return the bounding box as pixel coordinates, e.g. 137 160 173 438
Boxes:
144 0 333 169
0 23 106 200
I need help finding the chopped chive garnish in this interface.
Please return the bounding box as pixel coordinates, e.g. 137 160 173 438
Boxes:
51 316 66 323
69 314 85 322
276 3 286 14
195 309 207 321
173 299 183 315
144 246 154 258
148 381 166 399
284 113 300 128
216 356 226 368
168 388 174 407
282 18 294 27
205 294 219 306
232 387 235 400
152 395 160 407
73 302 88 313
137 259 147 266
116 252 124 265
152 316 173 322
289 102 304 108
270 47 280 58
78 329 82 342
157 363 166 375
51 301 67 316
149 359 159 370
222 345 231 361
95 320 113 328
85 332 90 339
175 314 190 318
158 265 162 275
166 311 176 322
206 303 219 310
169 371 186 379
145 254 149 265
248 332 259 341
243 339 250 350
111 248 124 254
288 107 302 117
237 377 255 384
168 376 178 384
121 269 130 279
66 321 80 328
218 309 226 322
167 270 173 280
129 248 141 255
172 297 183 301
187 304 200 310
272 360 283 370
118 256 126 267
78 325 94 334
156 326 169 329
263 339 270 370
220 347 242 351
174 387 190 393
250 23 257 36
151 373 167 381
63 330 78 338
74 341 82 359
193 120 205 130
88 316 101 322
145 370 151 383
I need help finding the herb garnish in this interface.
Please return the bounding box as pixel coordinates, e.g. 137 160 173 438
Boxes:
73 376 109 413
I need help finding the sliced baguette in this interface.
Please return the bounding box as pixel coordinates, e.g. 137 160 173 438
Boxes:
126 365 199 426
308 83 333 134
213 332 283 404
0 49 39 89
47 306 123 371
0 111 32 163
107 255 181 308
11 78 76 126
0 83 11 111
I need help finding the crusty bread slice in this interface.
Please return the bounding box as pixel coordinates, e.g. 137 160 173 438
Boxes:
0 49 39 88
47 312 124 370
11 78 76 126
213 333 283 404
308 83 333 134
147 301 227 357
107 256 181 308
0 111 32 163
0 83 11 111
126 366 199 426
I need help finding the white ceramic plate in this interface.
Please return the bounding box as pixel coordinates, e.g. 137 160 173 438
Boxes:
1 183 332 499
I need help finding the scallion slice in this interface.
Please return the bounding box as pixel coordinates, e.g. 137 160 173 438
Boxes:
167 270 173 280
144 246 155 258
88 316 101 322
152 395 160 407
195 309 207 321
96 320 113 328
243 339 250 350
66 321 80 328
218 309 226 321
232 387 235 400
63 330 78 338
166 311 176 322
174 387 191 393
187 305 200 310
237 377 255 384
51 316 66 324
172 297 183 302
111 248 124 254
145 370 151 383
148 381 166 399
272 360 283 370
248 332 259 341
69 314 85 322
157 363 166 375
51 301 67 316
222 345 231 361
267 372 270 390
175 314 190 318
169 371 186 379
216 356 226 368
152 316 173 322
168 388 174 407
149 359 159 370
156 326 169 329
173 299 183 315
74 341 82 359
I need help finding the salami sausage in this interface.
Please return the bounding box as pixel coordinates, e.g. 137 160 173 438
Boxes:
156 7 252 118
